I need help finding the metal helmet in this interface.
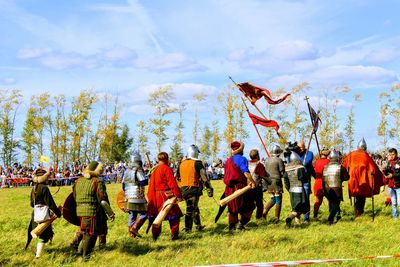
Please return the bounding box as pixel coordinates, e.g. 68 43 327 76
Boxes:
270 144 282 156
131 151 142 162
187 144 200 159
128 152 142 168
320 145 330 157
357 138 367 151
289 151 301 163
328 149 340 162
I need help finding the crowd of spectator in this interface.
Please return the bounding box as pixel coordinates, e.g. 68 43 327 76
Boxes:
0 161 125 189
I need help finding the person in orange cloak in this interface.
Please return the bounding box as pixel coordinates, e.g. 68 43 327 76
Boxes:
342 138 384 217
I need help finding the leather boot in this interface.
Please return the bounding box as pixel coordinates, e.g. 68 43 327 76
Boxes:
194 210 205 231
313 203 319 219
82 234 96 260
70 231 83 252
229 223 236 232
262 201 275 220
273 204 281 224
98 234 106 249
184 215 193 232
129 217 147 238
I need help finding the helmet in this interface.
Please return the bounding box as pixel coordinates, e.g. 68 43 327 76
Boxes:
289 151 301 163
321 145 330 157
357 138 367 151
270 144 282 156
328 150 340 162
187 144 200 159
131 151 142 162
128 152 142 168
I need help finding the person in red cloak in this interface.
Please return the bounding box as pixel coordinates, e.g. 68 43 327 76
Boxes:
147 152 183 240
342 138 385 217
224 141 256 231
312 147 330 219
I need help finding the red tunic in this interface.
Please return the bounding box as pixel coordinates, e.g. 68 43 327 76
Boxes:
313 158 330 197
147 164 183 220
342 150 384 197
224 157 255 213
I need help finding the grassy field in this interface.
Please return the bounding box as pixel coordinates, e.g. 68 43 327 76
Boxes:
0 180 399 267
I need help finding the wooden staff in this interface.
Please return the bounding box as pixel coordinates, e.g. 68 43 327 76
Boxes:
241 97 270 157
145 151 152 168
219 185 252 206
31 214 57 238
152 197 177 228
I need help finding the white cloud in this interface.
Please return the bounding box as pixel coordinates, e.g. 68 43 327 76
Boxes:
134 53 206 72
127 104 153 115
308 65 398 87
269 40 319 61
228 40 319 74
102 46 137 61
0 77 17 85
17 48 52 59
363 48 400 64
124 82 218 108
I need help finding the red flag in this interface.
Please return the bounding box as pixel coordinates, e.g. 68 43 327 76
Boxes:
308 103 321 132
248 111 280 133
238 82 290 105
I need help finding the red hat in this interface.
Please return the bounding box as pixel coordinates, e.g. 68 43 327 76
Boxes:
231 141 244 155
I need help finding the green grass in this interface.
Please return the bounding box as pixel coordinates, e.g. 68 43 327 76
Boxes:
0 181 399 267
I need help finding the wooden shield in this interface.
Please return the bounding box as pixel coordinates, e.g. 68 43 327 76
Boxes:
62 192 80 226
116 190 126 212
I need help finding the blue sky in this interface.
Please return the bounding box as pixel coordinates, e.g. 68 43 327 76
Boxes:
0 0 399 158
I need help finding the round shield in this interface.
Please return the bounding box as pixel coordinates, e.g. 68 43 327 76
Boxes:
62 192 80 226
116 190 126 212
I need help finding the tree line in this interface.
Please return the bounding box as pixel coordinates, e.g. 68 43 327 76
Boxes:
0 83 398 168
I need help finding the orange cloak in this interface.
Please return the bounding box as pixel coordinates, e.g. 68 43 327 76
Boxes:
342 149 384 197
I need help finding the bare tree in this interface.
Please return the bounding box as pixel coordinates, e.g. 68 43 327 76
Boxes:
148 86 177 153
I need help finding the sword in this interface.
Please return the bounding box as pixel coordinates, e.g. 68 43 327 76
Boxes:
214 192 226 223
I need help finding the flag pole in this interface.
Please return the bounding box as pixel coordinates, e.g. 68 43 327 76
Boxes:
304 96 321 157
240 97 270 157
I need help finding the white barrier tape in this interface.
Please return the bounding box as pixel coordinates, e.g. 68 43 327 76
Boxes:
195 254 400 267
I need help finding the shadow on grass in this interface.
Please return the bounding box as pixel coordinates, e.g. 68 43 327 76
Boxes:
0 257 11 266
118 238 197 255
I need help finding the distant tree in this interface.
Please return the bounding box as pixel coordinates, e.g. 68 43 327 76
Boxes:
286 83 309 142
111 124 133 162
69 90 97 162
22 100 37 166
99 94 120 162
318 90 333 149
235 100 249 142
192 92 207 145
0 89 22 167
211 108 221 162
218 86 237 155
390 84 400 147
148 86 177 153
378 92 392 151
200 124 212 161
136 120 149 157
170 103 186 163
